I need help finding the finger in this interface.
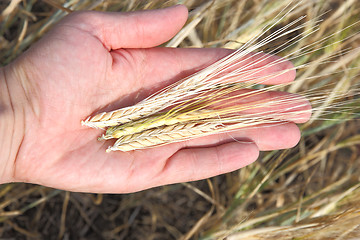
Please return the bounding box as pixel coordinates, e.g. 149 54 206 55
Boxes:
64 5 188 50
231 51 296 85
183 122 302 151
242 122 301 151
154 141 259 185
109 48 296 99
211 90 312 124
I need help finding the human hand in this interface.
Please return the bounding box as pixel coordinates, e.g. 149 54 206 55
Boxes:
0 5 310 193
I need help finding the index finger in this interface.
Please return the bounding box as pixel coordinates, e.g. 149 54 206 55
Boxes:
110 48 296 98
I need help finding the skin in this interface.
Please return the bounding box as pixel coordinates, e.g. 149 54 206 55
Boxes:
0 5 311 193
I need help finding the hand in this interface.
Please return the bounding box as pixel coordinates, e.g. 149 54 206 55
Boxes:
0 5 310 193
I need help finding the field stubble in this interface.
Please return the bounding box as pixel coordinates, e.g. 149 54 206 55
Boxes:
1 0 360 239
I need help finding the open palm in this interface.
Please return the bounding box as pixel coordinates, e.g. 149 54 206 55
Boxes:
7 6 310 193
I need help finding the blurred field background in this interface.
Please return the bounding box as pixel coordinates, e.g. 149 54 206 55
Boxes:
1 0 360 239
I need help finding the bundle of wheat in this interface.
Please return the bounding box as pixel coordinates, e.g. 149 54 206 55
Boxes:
82 2 359 153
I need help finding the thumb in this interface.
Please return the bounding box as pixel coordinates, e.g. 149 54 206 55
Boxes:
63 5 188 50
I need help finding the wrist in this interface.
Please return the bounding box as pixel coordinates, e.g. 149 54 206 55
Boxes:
0 65 27 183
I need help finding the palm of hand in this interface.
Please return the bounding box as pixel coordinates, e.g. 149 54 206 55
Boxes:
10 7 308 193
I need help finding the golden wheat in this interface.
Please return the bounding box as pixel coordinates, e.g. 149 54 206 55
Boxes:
82 2 359 152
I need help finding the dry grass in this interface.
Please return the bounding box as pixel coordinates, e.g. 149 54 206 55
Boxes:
1 0 360 239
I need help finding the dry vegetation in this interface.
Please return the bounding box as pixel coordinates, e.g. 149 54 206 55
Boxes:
1 0 360 239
